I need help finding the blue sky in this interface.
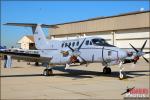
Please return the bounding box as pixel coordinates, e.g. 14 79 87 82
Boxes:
1 0 149 48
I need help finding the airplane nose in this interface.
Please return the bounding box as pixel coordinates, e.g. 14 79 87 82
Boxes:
118 49 127 59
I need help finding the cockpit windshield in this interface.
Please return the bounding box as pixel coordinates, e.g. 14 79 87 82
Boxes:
92 38 115 47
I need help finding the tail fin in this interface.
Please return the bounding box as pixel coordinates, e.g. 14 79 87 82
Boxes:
34 24 49 49
4 23 58 50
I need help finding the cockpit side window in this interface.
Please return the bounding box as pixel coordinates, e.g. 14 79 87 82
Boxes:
92 38 115 47
85 40 89 45
92 38 103 46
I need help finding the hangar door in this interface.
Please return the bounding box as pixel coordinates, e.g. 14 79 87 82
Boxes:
115 28 150 58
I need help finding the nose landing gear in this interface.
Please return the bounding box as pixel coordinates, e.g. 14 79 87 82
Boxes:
119 61 126 80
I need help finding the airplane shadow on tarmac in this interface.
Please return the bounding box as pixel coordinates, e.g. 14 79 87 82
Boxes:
52 66 150 79
1 66 149 79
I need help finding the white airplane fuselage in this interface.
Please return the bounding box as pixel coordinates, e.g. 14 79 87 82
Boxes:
40 37 127 65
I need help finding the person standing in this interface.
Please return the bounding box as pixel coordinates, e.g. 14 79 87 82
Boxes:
4 55 7 68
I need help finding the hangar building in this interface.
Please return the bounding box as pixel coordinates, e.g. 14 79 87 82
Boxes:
50 10 150 58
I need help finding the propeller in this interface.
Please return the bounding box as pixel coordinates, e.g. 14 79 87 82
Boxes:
66 38 88 66
129 40 150 64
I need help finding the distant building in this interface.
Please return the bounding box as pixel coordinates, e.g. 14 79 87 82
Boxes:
18 35 36 50
49 10 150 58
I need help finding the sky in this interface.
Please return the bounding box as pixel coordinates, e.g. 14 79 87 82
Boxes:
1 0 150 48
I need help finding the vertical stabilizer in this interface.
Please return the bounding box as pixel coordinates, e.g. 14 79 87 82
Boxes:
33 25 49 49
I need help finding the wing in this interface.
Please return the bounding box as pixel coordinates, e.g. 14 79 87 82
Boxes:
0 50 52 63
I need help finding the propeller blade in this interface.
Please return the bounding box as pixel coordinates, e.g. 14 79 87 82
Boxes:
144 52 150 54
141 40 147 51
129 43 139 53
78 55 87 63
78 55 88 66
142 56 149 63
66 44 74 52
78 38 86 51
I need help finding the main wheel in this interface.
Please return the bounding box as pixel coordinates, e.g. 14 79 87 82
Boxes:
103 67 107 74
43 69 48 76
43 69 53 76
107 67 111 74
103 67 111 74
48 69 53 75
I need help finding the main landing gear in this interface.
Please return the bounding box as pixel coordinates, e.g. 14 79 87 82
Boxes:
103 67 111 74
43 63 53 76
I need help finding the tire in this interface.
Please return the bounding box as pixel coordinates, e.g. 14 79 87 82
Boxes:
119 73 126 80
107 68 111 74
43 69 48 76
103 67 107 74
48 69 53 75
103 67 111 74
43 69 53 76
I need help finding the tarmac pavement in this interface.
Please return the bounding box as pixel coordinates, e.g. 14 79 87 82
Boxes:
0 59 149 99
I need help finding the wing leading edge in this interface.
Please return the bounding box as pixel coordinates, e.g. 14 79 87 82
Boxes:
0 51 52 63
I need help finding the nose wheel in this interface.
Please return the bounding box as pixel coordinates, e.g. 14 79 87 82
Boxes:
103 67 111 74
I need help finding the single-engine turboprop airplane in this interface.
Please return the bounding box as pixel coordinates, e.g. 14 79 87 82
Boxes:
1 23 149 79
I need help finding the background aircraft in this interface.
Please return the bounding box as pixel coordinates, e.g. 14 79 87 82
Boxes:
0 23 149 79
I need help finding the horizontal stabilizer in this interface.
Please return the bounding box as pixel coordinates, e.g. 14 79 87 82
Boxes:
4 23 58 28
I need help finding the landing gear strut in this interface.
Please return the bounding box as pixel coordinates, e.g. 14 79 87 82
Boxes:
103 67 111 74
43 63 53 76
119 61 126 80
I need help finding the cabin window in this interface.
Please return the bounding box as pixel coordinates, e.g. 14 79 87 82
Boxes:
69 42 71 46
76 41 79 46
85 40 89 45
61 43 64 48
65 43 68 47
72 42 75 47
